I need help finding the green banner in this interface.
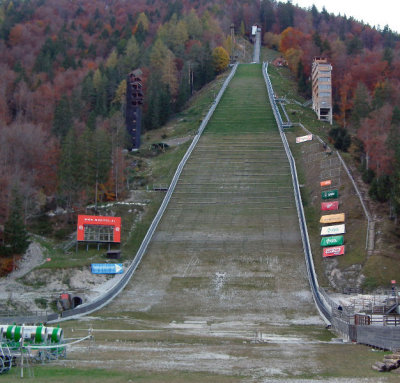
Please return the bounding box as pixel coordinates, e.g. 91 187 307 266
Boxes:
320 235 344 247
322 189 338 200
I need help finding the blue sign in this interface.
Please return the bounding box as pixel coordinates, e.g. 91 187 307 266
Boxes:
91 263 123 274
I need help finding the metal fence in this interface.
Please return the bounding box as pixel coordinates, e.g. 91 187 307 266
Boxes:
57 63 239 322
263 62 400 351
262 62 331 323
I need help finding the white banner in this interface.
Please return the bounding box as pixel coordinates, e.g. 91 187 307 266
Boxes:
321 224 345 236
296 134 313 143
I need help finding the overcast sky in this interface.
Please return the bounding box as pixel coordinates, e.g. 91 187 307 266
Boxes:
293 0 400 33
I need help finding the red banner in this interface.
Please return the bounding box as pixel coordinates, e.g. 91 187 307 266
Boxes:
320 180 332 187
323 246 345 257
321 201 339 211
77 215 121 242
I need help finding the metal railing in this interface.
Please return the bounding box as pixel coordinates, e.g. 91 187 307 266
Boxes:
262 62 331 323
50 63 239 322
264 62 400 350
0 64 239 325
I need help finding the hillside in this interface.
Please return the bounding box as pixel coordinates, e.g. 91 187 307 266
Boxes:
27 63 398 383
1 0 400 265
264 55 400 292
0 0 400 314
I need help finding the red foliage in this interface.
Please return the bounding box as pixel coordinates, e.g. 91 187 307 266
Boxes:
279 27 305 53
357 105 394 176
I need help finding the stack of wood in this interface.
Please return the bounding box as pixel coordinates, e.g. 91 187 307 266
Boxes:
372 352 400 372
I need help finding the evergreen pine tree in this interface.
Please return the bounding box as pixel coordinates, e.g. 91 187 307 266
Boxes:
53 95 72 139
4 190 30 254
58 128 82 209
351 83 371 130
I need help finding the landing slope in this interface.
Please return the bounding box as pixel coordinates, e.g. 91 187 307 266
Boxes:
66 65 397 382
105 64 319 322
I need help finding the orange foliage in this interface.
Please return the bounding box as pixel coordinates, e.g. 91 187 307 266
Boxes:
337 73 352 127
8 24 24 46
279 27 304 54
104 24 112 34
0 257 19 277
87 61 97 70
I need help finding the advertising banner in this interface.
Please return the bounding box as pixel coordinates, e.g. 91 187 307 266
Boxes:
320 180 332 187
91 263 123 274
77 215 121 242
320 235 344 247
323 246 345 257
296 134 313 143
320 213 345 224
321 224 345 236
321 201 339 211
321 189 338 199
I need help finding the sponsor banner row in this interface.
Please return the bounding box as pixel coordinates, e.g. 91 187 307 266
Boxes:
323 245 345 257
321 201 339 211
320 213 345 224
322 189 338 200
296 134 313 143
320 235 344 247
321 224 345 236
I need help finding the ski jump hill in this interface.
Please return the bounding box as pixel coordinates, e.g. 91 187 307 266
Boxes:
4 62 400 356
99 63 327 329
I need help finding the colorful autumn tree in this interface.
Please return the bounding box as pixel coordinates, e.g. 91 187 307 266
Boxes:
279 27 304 54
212 46 229 73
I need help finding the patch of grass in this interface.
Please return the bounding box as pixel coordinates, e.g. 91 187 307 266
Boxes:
260 46 281 62
18 278 47 288
122 193 163 257
225 277 275 291
37 248 106 269
34 297 48 309
151 142 191 184
168 276 211 290
362 276 379 292
5 366 241 383
206 64 276 136
363 253 400 288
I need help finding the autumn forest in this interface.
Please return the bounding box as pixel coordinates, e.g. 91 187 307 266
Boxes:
0 0 400 256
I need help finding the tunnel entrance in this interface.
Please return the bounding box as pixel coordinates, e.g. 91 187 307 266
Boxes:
72 296 83 308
